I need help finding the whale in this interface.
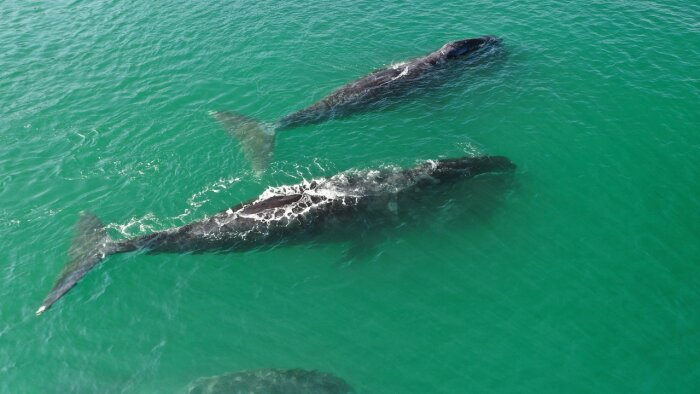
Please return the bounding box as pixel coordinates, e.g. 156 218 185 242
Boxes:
212 36 502 170
184 369 354 394
36 155 515 315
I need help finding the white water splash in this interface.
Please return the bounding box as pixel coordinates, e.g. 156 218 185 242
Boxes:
187 177 240 208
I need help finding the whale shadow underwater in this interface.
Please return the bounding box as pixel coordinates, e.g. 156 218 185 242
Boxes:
212 36 504 171
36 155 516 315
183 369 354 394
329 162 516 263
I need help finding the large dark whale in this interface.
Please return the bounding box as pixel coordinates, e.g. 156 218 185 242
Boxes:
36 155 515 315
184 369 354 394
212 36 502 170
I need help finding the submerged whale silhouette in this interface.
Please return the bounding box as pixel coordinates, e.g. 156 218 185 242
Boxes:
212 36 502 170
36 155 515 315
184 369 354 394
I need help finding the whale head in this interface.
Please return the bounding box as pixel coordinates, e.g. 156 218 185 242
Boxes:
431 156 515 179
442 36 502 58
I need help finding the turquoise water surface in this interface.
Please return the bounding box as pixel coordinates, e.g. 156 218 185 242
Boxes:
1 1 699 392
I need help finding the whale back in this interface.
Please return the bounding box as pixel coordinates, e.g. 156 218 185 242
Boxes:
184 369 355 394
441 36 502 58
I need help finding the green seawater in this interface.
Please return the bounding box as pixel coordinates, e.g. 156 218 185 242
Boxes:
1 1 699 392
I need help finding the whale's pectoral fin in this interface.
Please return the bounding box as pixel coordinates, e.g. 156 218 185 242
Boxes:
210 111 276 173
338 236 384 266
36 212 112 316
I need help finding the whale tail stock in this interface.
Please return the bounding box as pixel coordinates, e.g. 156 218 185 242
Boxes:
210 111 276 172
36 212 114 316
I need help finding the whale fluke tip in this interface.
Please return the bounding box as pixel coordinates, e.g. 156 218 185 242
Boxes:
36 211 112 315
210 111 275 172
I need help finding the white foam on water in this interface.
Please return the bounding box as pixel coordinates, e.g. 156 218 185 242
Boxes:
188 177 241 208
391 65 410 81
229 165 419 226
108 212 162 237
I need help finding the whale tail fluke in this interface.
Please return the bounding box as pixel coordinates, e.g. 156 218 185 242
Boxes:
210 111 276 173
36 212 113 316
